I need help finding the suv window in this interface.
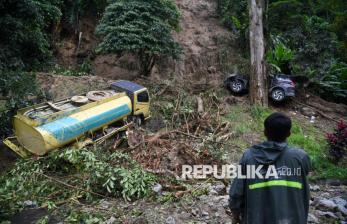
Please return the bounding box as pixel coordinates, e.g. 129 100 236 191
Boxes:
137 91 149 102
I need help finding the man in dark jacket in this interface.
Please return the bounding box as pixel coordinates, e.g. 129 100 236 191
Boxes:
229 112 311 224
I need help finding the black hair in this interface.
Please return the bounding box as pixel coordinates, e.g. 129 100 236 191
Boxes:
264 112 292 142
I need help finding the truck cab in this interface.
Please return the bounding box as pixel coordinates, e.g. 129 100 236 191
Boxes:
111 80 150 121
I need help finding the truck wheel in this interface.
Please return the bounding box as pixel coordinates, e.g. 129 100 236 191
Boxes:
128 116 142 127
229 80 244 93
271 88 285 102
135 116 142 127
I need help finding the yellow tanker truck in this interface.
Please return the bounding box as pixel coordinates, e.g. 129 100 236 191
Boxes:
3 80 150 158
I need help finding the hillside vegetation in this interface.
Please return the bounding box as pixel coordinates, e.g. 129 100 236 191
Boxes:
0 0 346 223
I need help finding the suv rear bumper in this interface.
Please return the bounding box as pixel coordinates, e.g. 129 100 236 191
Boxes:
285 87 296 97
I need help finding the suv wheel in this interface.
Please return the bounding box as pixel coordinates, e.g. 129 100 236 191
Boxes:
229 80 244 93
271 88 285 102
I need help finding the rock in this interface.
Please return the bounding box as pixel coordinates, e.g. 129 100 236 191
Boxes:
178 212 191 219
336 212 345 220
300 107 316 117
191 208 200 217
332 197 347 207
310 185 320 192
99 200 112 209
307 213 319 223
209 183 226 196
325 179 341 186
209 189 219 195
152 183 163 195
201 211 209 220
106 216 116 224
337 205 347 216
321 193 330 198
22 200 37 208
207 66 216 73
132 216 148 223
165 216 176 224
317 198 337 210
316 210 338 219
226 184 231 194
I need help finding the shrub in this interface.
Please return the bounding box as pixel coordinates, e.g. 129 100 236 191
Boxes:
314 61 347 103
0 0 62 70
266 39 295 74
0 71 44 137
326 120 347 163
0 148 156 218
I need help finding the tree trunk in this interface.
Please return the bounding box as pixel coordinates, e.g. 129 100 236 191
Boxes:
249 0 268 106
139 51 155 76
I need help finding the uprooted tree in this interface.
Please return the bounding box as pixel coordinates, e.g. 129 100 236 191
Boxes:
249 0 268 106
95 0 182 76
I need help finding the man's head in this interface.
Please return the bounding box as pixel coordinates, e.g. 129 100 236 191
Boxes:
264 112 292 142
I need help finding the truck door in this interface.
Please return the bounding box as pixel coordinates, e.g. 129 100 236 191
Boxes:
134 90 150 118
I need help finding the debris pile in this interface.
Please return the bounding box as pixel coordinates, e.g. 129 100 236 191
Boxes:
123 95 235 175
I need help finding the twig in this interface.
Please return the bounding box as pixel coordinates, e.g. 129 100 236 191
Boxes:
172 130 242 149
35 172 111 199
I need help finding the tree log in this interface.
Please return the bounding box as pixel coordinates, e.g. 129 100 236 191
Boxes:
249 0 268 106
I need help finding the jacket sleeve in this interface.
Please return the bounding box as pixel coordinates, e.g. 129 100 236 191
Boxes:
229 155 247 213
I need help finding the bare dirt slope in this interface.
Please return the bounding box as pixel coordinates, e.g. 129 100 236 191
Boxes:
153 0 237 87
54 0 239 86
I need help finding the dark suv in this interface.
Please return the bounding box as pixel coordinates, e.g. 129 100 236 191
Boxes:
224 74 296 102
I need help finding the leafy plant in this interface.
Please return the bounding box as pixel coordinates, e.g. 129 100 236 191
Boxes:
0 0 62 70
95 0 182 76
315 61 347 102
217 0 248 51
266 41 294 74
0 71 44 137
326 120 347 163
0 148 156 219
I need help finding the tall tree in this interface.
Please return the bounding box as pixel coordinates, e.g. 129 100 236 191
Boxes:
249 0 268 106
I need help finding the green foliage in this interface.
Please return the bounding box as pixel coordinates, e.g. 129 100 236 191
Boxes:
52 61 92 76
218 0 347 102
0 0 62 70
224 104 347 179
60 0 107 33
314 61 347 102
217 0 248 51
64 210 106 223
267 0 306 31
0 71 44 137
217 0 247 29
266 40 294 74
0 148 156 218
288 121 347 179
95 0 181 76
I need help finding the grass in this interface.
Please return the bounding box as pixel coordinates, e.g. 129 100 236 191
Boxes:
223 104 347 180
288 120 347 180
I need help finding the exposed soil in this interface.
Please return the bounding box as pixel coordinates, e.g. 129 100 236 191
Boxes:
53 0 240 87
2 0 347 223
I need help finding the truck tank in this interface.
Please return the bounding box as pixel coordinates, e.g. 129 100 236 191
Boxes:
13 94 132 155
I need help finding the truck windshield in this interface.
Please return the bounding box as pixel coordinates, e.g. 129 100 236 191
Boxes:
137 91 149 102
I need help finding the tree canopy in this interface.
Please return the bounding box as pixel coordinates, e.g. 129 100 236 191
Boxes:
0 0 61 70
95 0 181 76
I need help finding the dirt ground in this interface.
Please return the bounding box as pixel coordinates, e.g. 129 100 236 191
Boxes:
1 0 347 222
